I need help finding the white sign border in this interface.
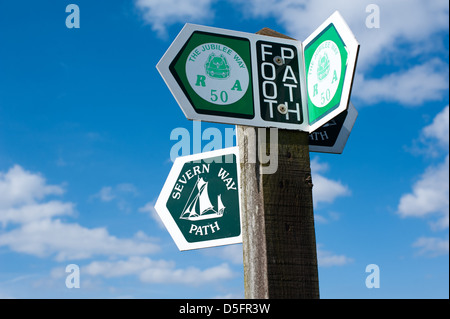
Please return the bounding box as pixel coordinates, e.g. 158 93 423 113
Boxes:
154 147 242 251
156 23 309 132
303 11 360 133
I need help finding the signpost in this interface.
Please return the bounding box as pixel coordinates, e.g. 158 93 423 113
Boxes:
155 10 360 299
154 147 241 251
309 101 358 154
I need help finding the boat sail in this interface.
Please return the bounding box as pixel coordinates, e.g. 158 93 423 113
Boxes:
180 177 226 221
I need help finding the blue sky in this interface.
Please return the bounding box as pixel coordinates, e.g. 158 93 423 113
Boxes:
0 0 448 299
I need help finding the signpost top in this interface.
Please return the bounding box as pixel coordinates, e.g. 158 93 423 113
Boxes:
157 11 359 134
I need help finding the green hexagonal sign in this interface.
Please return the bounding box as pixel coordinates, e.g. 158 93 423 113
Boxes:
154 147 241 251
303 11 360 132
170 31 254 119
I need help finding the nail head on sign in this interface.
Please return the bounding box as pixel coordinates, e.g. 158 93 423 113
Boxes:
273 56 284 66
277 104 288 114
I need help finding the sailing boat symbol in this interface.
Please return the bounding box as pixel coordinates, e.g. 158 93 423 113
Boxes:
179 177 226 221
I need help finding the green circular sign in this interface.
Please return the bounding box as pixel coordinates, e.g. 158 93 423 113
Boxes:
307 40 342 108
185 42 250 106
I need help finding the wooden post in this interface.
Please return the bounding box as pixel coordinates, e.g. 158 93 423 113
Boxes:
238 28 319 299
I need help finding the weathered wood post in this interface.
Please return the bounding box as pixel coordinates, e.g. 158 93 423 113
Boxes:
238 28 319 299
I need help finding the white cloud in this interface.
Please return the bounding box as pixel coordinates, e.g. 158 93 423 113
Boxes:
0 201 74 226
353 60 449 106
0 165 159 261
0 165 64 209
311 158 350 207
0 219 159 261
115 183 138 194
139 200 165 229
202 244 243 265
140 262 234 285
93 183 138 202
422 105 449 148
397 105 449 257
314 211 340 224
92 183 139 213
135 0 214 38
410 105 450 157
96 186 115 202
312 175 350 205
412 237 449 257
232 0 448 69
0 165 71 227
317 245 354 267
398 105 449 228
83 256 235 286
232 0 449 107
137 0 448 105
83 256 169 277
397 155 449 230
